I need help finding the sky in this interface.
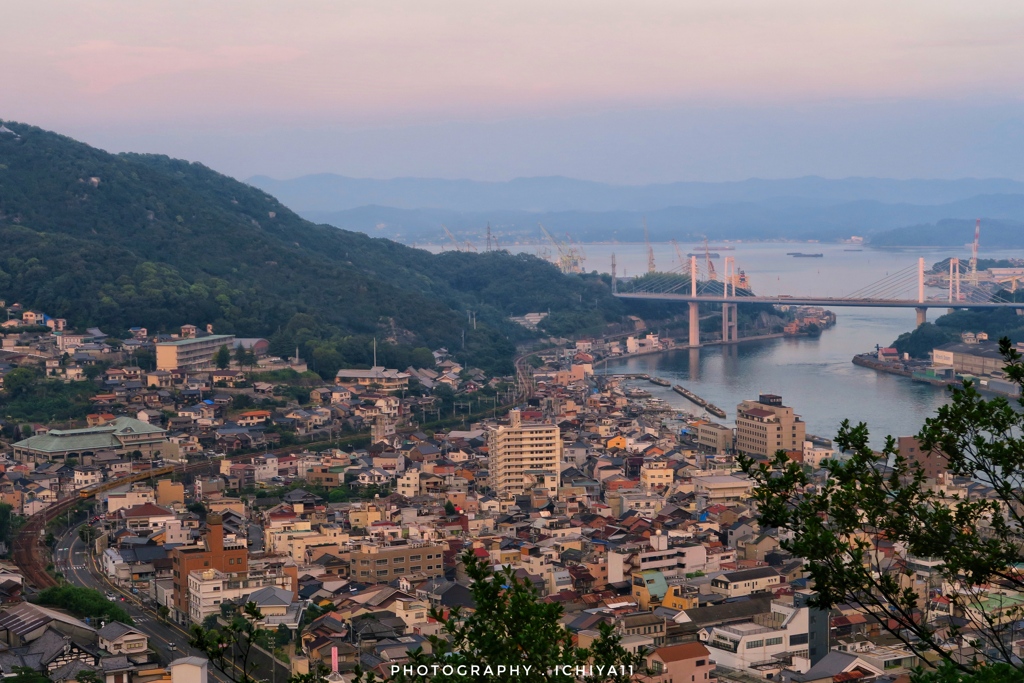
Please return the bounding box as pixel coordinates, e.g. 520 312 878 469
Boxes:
3 1 1024 183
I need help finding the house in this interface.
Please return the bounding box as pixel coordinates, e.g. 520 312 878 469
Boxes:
97 622 148 656
643 642 715 683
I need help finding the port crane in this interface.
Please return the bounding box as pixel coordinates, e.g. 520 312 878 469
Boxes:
567 233 587 269
442 225 477 252
643 218 655 273
671 239 687 269
702 238 717 281
538 223 583 274
996 274 1024 293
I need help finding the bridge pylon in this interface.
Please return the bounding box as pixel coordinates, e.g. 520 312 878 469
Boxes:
688 302 701 347
722 303 738 343
916 307 927 327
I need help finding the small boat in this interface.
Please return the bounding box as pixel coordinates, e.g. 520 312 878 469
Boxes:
625 388 652 398
648 376 671 387
843 249 863 252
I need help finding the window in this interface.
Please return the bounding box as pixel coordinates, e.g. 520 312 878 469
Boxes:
377 570 388 576
789 634 808 646
766 637 783 646
376 559 388 566
411 566 421 572
746 640 764 649
695 660 705 667
393 557 405 563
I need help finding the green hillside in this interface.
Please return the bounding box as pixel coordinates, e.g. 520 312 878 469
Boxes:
0 121 632 376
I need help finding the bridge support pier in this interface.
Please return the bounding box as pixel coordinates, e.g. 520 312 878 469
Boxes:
722 303 738 343
916 307 927 327
688 302 701 347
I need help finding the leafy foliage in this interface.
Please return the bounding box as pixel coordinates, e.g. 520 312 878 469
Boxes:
742 338 1024 676
0 367 100 423
190 601 267 683
0 121 638 377
34 585 133 625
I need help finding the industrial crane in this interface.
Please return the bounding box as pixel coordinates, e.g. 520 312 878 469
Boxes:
538 223 583 274
671 239 687 269
703 238 717 281
441 225 477 252
996 274 1024 293
567 233 587 269
643 218 655 273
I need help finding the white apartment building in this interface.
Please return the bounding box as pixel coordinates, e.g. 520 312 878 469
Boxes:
487 410 561 498
608 533 708 583
187 563 296 624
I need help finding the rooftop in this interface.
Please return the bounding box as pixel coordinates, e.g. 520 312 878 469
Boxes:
157 334 235 347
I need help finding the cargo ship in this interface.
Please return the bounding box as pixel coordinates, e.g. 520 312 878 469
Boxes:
787 252 824 258
648 376 671 387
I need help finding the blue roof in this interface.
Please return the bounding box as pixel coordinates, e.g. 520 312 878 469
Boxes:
203 399 214 405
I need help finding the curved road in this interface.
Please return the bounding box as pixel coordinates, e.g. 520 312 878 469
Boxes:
55 524 290 683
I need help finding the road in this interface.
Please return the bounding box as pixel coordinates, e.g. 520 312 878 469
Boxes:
55 525 290 683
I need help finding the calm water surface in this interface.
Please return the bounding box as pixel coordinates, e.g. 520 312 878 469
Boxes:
428 240 1024 444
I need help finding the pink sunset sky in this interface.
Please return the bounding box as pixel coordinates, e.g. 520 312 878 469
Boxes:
3 1 1024 182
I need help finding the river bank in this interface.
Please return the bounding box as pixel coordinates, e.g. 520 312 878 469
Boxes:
852 353 1022 399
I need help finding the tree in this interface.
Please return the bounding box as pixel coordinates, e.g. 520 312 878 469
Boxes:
275 624 291 647
75 670 101 683
190 601 266 683
2 368 36 398
34 585 133 625
354 549 646 683
78 525 97 546
742 338 1024 679
214 344 231 370
8 666 53 683
444 500 457 516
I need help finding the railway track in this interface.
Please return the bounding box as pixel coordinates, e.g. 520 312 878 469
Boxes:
12 457 224 590
12 430 414 589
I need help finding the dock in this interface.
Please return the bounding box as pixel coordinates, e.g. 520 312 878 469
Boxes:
672 385 727 418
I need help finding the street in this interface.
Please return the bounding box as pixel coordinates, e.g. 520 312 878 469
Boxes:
55 525 290 683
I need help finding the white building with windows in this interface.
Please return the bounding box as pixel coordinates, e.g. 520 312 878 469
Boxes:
187 565 296 624
702 595 818 678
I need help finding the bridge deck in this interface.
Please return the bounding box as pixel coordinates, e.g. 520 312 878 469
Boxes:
614 293 1022 309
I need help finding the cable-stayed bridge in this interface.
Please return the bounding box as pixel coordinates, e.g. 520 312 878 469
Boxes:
612 255 1024 347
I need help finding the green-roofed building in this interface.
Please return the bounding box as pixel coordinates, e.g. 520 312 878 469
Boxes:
13 416 170 463
632 569 669 610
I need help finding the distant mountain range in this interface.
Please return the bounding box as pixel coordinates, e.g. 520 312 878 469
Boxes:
246 174 1024 246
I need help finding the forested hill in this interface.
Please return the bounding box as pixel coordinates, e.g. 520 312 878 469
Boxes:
0 121 628 376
